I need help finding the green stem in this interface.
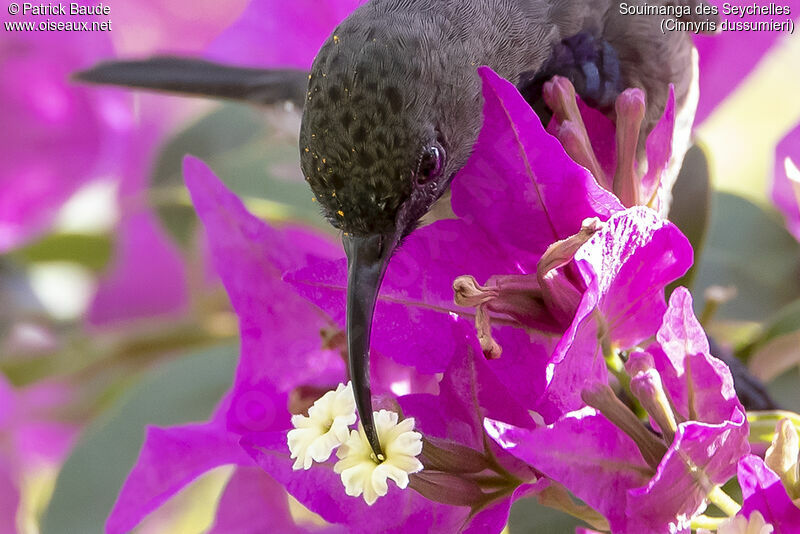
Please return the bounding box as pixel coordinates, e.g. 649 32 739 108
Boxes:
145 186 300 223
606 353 632 395
468 474 514 488
707 486 741 517
481 432 522 485
698 286 737 327
699 300 720 327
601 335 646 419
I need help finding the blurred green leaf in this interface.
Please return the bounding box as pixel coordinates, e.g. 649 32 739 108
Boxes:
12 233 112 272
508 496 583 533
692 192 800 321
738 298 800 360
765 368 800 413
668 144 712 293
41 343 238 534
757 299 800 341
150 103 327 248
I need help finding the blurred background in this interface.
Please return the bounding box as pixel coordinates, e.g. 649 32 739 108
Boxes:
1 1 800 532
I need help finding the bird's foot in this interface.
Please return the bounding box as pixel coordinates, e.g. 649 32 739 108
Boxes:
519 32 622 119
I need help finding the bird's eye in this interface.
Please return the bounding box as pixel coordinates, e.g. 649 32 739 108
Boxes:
417 143 445 184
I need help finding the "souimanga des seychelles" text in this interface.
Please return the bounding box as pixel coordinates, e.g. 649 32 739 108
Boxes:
618 2 794 34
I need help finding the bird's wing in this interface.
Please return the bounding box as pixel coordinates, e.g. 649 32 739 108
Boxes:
74 57 309 108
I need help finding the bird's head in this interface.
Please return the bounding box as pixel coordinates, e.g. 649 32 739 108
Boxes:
299 20 481 458
300 39 462 238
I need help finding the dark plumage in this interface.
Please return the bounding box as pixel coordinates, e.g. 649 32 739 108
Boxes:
300 0 710 239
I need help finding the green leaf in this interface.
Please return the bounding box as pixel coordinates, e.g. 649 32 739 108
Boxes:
12 233 112 272
668 144 712 293
738 298 800 360
41 343 238 534
150 103 328 248
692 192 800 321
508 496 583 533
765 369 800 413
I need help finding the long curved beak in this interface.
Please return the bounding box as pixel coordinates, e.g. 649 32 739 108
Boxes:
343 232 397 459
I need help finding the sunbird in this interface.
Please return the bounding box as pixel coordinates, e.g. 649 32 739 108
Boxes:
77 0 717 458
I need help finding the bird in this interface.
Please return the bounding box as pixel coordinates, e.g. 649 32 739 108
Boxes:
76 0 717 459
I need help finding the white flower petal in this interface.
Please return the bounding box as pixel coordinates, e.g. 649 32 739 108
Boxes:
370 466 391 496
717 511 774 534
388 454 424 474
286 382 356 470
334 409 423 505
380 462 411 489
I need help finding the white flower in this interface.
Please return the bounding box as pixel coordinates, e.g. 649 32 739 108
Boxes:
717 511 774 534
334 410 423 505
287 382 356 470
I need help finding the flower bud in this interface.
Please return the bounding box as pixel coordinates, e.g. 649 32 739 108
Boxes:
408 471 486 507
476 305 503 359
629 367 678 445
557 120 609 188
542 75 579 122
453 275 496 307
625 350 656 376
537 218 604 277
543 76 610 189
537 218 603 323
419 437 492 474
582 383 666 470
613 88 646 207
765 418 800 499
453 274 562 358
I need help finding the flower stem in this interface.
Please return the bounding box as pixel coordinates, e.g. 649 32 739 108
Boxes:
600 318 627 389
601 339 646 419
707 486 741 517
698 286 736 326
481 432 522 485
